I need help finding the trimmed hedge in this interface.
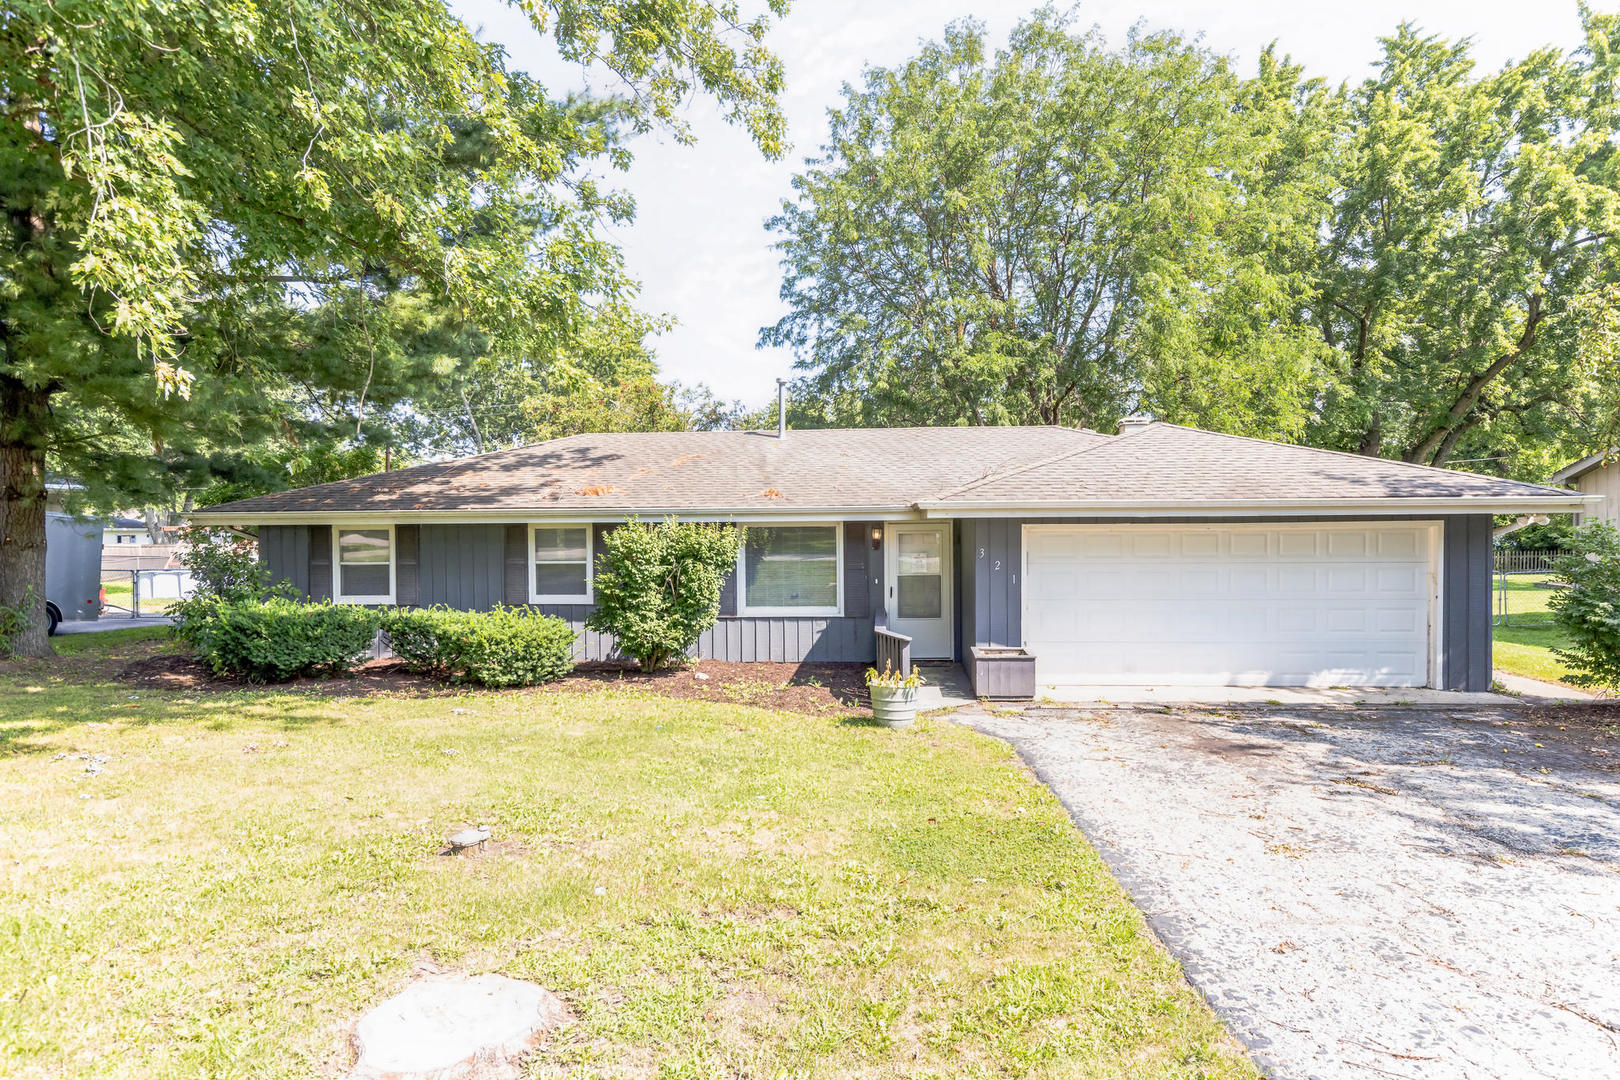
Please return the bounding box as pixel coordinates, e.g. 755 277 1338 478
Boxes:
176 597 383 681
382 606 576 686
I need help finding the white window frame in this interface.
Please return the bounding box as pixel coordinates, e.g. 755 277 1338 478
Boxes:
529 522 594 604
737 521 844 617
332 523 396 605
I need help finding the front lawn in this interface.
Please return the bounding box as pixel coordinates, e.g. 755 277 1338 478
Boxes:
0 633 1253 1079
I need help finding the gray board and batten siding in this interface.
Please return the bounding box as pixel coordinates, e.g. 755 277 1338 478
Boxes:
259 521 885 663
259 514 1493 688
956 515 1495 693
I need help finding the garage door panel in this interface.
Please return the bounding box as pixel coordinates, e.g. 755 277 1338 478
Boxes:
1024 524 1434 688
1327 531 1368 557
1230 567 1270 591
1229 532 1270 557
1278 532 1319 557
1378 531 1420 557
1376 567 1417 592
1180 533 1221 557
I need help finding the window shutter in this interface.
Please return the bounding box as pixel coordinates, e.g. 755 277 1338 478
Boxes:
395 525 419 607
503 524 527 605
843 521 868 619
309 526 332 600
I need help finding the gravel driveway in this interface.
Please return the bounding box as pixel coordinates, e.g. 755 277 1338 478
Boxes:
965 703 1620 1080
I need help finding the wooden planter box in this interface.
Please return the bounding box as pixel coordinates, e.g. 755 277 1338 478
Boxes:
969 646 1036 700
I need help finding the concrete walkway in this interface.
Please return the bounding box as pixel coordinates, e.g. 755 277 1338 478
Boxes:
914 661 976 711
922 662 1539 710
1034 683 1520 707
55 615 173 634
1492 671 1597 704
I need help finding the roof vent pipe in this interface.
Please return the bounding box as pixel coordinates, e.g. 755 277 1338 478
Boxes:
1116 415 1153 436
777 378 788 439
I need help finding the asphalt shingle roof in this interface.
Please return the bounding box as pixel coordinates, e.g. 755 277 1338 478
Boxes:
929 423 1577 504
200 426 1107 515
195 422 1581 518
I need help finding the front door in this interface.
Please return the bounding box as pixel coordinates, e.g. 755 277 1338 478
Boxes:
884 523 953 659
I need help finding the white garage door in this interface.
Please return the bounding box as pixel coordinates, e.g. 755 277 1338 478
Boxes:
1023 523 1438 687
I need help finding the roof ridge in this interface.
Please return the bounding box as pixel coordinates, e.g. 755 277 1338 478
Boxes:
930 429 1120 500
1151 423 1576 497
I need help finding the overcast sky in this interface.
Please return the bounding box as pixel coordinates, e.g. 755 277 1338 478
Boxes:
450 0 1593 409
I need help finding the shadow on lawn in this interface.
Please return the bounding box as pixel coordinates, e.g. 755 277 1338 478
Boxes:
0 632 877 757
0 685 349 757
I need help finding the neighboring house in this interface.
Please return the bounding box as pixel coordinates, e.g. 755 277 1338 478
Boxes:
1550 450 1620 528
105 516 149 546
191 422 1593 693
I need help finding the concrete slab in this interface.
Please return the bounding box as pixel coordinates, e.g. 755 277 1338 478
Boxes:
1032 682 1519 708
349 973 570 1080
1492 670 1598 704
54 616 173 634
913 661 975 711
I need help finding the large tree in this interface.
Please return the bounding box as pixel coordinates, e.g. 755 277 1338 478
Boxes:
767 10 1620 480
0 0 787 655
763 11 1326 434
1303 18 1620 470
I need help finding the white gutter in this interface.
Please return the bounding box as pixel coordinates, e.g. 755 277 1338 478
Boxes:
914 495 1601 518
191 493 1599 527
186 506 929 526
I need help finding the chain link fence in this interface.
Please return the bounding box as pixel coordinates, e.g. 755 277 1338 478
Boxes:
1493 548 1566 629
99 551 195 619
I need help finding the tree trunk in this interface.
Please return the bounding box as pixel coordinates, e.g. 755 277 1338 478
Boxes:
0 378 52 656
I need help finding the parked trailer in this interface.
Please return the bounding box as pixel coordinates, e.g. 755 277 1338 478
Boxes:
45 511 103 634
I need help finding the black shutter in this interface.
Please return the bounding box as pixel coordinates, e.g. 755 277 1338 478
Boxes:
309 525 332 600
395 525 419 607
503 524 527 606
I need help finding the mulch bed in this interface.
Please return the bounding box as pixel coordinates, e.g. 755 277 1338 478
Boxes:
118 651 873 716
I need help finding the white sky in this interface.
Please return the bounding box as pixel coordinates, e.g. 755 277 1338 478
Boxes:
450 0 1593 410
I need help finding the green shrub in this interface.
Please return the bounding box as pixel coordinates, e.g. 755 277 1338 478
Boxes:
170 525 296 634
587 517 742 671
1549 522 1620 689
177 597 383 681
383 606 575 686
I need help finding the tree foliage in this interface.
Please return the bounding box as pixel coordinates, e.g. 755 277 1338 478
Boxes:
1304 21 1620 468
764 10 1327 436
767 9 1620 473
0 0 787 655
1549 523 1620 690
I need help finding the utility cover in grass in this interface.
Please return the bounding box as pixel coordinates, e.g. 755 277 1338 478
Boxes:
349 973 570 1079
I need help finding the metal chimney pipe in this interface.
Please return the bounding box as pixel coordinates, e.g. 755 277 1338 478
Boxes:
777 378 788 438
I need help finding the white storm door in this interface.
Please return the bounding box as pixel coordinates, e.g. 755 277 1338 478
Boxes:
885 523 953 659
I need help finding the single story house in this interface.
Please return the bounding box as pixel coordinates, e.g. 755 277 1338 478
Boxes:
191 422 1595 693
105 516 150 545
1550 449 1619 528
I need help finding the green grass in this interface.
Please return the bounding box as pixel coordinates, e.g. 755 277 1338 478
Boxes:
50 625 173 656
0 636 1254 1080
1491 574 1579 687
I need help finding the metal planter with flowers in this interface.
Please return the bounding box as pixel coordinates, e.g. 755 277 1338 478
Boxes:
865 662 925 729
